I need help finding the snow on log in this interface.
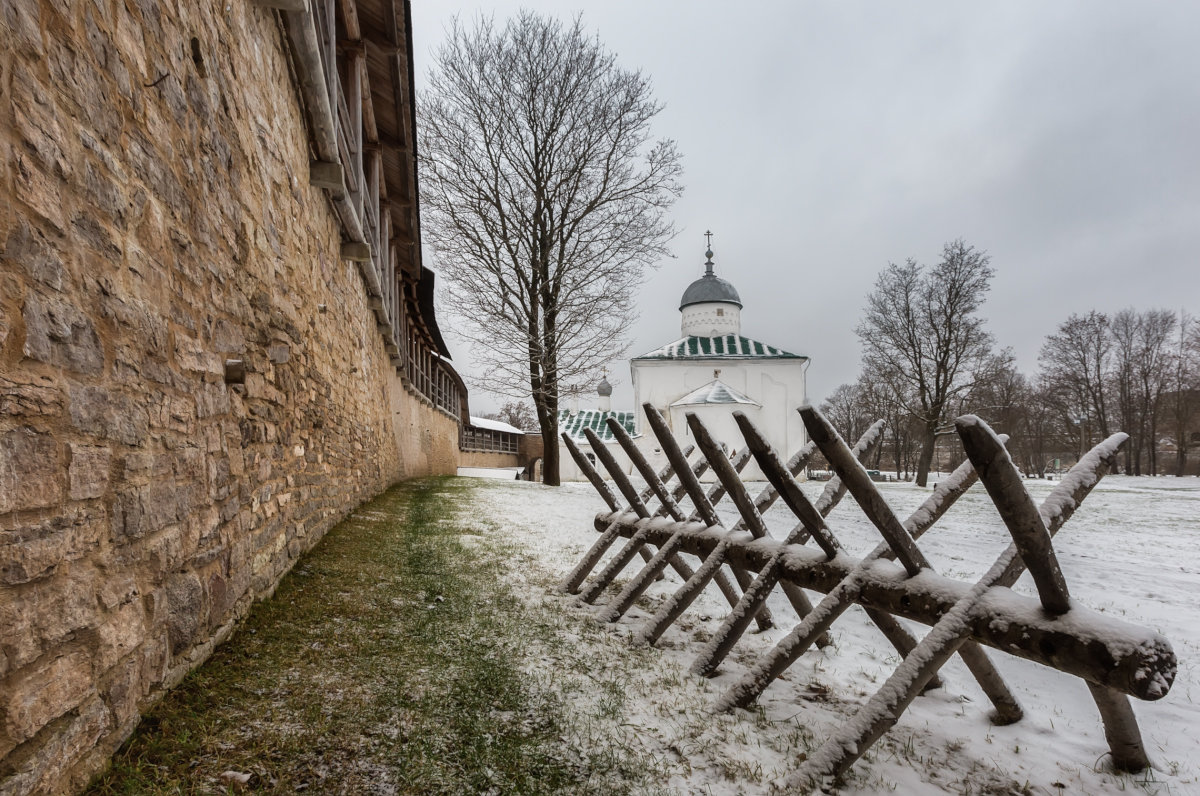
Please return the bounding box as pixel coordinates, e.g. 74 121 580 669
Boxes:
591 512 1175 701
958 416 1072 615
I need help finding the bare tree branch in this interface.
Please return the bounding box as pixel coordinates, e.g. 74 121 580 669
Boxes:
854 240 1000 486
419 12 683 484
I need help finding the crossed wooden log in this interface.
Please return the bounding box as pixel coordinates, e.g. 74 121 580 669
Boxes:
560 404 1176 787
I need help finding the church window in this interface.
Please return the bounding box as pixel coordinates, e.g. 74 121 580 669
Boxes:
716 308 725 316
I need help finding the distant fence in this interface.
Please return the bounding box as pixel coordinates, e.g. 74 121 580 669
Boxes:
560 403 1176 789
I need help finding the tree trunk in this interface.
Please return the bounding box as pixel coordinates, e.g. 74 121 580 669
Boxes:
915 425 937 487
540 419 560 486
532 387 560 486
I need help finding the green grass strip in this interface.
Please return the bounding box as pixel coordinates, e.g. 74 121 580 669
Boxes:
87 478 625 795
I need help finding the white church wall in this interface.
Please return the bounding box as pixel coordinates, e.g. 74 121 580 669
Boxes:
630 357 809 482
681 304 741 337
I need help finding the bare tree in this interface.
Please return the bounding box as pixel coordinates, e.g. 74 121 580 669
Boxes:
1134 309 1176 474
964 359 1032 467
819 383 871 445
1022 378 1067 477
1110 309 1140 473
419 12 683 484
1168 311 1200 476
855 239 1002 486
486 400 538 432
1109 309 1175 474
1038 311 1113 454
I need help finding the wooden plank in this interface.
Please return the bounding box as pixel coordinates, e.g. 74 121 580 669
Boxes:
254 0 308 10
340 241 371 262
310 160 344 193
592 511 1174 701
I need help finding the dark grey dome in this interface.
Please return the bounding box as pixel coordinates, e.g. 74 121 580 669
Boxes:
597 377 612 397
680 273 742 310
680 246 742 310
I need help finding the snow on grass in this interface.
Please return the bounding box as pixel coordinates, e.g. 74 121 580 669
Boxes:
466 474 1200 794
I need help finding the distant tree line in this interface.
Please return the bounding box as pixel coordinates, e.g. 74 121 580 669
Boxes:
822 241 1200 481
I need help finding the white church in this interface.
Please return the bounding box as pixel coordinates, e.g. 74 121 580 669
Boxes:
559 240 810 482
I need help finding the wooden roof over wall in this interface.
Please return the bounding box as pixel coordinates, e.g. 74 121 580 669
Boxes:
347 0 421 278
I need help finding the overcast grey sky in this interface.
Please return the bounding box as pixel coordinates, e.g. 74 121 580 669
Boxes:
412 1 1200 415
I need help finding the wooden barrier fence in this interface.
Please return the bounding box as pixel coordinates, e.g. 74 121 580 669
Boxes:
559 403 1177 788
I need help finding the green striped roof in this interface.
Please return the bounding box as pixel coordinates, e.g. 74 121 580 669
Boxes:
558 410 636 443
633 335 804 360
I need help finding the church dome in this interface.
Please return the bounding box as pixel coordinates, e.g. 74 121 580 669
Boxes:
679 247 742 310
597 376 612 397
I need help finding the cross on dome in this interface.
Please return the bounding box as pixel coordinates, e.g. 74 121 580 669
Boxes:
679 230 742 311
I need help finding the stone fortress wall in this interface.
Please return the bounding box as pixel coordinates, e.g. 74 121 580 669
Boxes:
0 2 455 792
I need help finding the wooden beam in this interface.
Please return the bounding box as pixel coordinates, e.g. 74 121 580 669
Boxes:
340 241 371 262
592 512 1175 701
377 132 408 151
310 160 344 194
253 0 308 11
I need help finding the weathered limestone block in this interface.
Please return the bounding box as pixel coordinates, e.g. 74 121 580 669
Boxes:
111 479 195 549
267 342 290 363
45 36 121 145
3 221 66 290
195 381 231 418
100 656 142 742
0 427 62 513
68 384 148 446
0 0 44 58
9 65 72 184
0 696 109 795
173 447 205 482
244 371 284 403
12 144 67 233
0 509 105 585
0 568 100 677
173 331 222 376
207 454 232 500
69 212 123 260
68 444 111 499
100 293 169 359
0 374 65 418
79 160 128 230
147 392 196 435
96 600 146 672
22 292 104 374
211 317 245 352
2 652 93 750
165 573 204 656
207 570 230 624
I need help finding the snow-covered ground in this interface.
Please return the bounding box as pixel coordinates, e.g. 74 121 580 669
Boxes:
463 473 1199 794
456 466 524 479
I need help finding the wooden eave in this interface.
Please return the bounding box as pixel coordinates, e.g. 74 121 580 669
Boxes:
351 0 421 278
